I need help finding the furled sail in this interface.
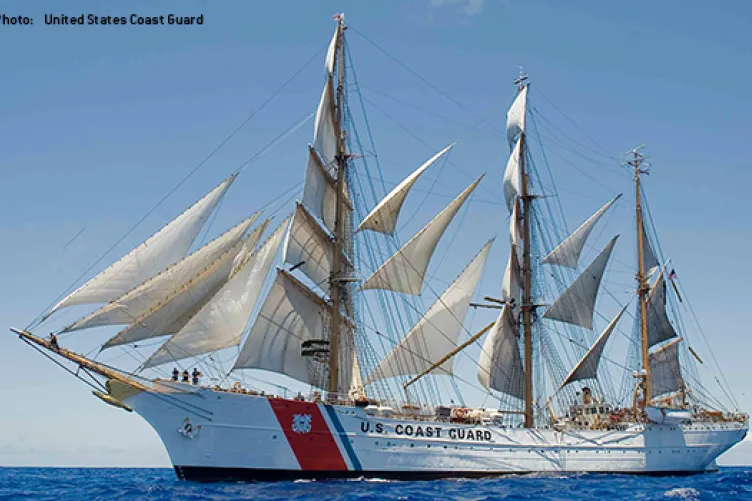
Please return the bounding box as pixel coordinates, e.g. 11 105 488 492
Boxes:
506 86 528 149
46 176 236 317
283 203 351 294
361 175 483 295
503 140 521 212
649 337 684 397
313 78 338 168
232 269 354 391
142 220 288 368
477 303 524 399
560 304 628 388
63 213 260 332
543 236 618 330
357 143 455 235
542 195 621 268
101 221 270 350
366 240 493 383
647 272 678 348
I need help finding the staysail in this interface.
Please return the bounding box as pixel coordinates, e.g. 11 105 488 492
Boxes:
46 176 235 317
62 212 260 332
142 220 288 368
366 240 493 383
360 175 483 295
101 221 270 350
560 304 628 388
542 195 621 268
357 143 455 235
543 236 618 330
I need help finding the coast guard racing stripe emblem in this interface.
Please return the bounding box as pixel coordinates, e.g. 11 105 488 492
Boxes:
268 399 348 471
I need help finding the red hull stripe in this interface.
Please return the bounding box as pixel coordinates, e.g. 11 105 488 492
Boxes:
268 398 348 471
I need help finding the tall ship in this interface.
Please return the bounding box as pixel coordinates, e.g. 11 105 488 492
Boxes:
11 16 747 481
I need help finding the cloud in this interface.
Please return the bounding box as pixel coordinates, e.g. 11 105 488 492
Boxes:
430 0 486 16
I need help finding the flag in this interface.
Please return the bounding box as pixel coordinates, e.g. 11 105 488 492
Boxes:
668 269 677 281
333 13 344 21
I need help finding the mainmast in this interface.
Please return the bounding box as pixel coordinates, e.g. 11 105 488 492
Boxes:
328 16 347 398
630 148 652 403
516 72 534 428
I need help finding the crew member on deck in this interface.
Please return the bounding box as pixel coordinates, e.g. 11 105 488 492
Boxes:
172 368 179 381
49 332 59 351
182 370 190 383
191 368 201 385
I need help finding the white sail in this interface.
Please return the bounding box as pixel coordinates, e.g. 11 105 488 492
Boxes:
361 175 483 295
313 78 338 167
543 236 618 330
302 147 339 233
560 304 628 388
142 220 287 368
46 176 235 317
349 350 364 398
232 269 354 390
63 213 260 332
325 24 339 75
502 248 521 310
357 143 455 235
477 304 524 399
649 337 684 397
647 273 678 348
542 195 621 268
509 199 523 263
101 221 270 350
506 86 528 149
503 139 521 213
642 221 659 278
283 203 351 294
366 240 493 383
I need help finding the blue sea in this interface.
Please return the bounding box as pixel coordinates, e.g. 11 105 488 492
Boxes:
1 467 750 500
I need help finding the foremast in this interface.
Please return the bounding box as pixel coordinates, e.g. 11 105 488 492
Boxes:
516 73 535 428
329 16 349 398
631 148 652 404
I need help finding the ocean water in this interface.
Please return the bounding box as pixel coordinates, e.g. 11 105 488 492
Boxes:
0 467 750 501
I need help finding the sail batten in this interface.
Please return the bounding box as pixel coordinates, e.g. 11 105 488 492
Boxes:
142 219 288 368
357 143 455 235
101 220 270 350
366 240 493 383
560 304 628 388
46 176 236 317
542 195 621 268
543 236 618 330
361 175 484 295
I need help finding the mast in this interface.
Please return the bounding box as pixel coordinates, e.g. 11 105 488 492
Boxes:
630 148 651 403
517 73 534 428
328 16 347 398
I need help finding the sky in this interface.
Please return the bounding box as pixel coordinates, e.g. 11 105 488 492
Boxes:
1 0 752 467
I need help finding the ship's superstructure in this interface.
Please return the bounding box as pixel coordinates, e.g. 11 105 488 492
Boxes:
11 15 747 480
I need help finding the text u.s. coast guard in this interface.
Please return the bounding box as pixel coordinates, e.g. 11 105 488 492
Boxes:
360 421 493 441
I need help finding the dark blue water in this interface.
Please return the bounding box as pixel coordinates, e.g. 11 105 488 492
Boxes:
0 467 750 500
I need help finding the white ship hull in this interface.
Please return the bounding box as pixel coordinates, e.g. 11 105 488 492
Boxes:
123 385 748 481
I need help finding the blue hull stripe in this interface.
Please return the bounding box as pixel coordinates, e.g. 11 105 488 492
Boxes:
324 405 363 471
